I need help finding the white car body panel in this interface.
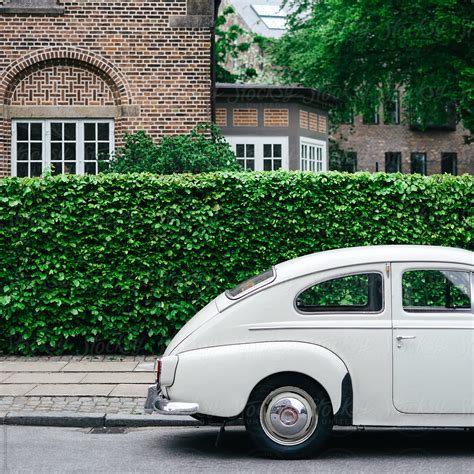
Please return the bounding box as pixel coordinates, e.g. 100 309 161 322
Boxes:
156 245 474 427
391 261 474 414
168 342 348 417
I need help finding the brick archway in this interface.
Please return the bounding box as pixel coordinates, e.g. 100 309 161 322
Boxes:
1 47 132 106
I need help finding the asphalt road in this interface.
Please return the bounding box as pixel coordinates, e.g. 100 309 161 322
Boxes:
1 425 473 473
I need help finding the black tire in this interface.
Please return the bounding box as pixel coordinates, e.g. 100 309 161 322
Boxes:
244 373 333 459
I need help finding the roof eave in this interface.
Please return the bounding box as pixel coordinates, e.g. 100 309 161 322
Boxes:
215 83 340 110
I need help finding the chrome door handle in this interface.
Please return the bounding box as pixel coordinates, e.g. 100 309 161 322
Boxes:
396 335 416 348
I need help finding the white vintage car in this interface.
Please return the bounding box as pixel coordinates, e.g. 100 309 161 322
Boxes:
145 245 473 458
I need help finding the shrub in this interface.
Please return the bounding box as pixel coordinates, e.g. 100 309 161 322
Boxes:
105 124 241 174
0 172 472 355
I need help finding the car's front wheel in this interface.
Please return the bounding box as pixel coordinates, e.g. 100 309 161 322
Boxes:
244 374 333 459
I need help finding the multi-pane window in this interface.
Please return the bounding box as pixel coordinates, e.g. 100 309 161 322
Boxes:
341 151 357 173
402 270 471 312
84 122 113 175
236 144 255 171
300 138 326 172
228 137 288 171
251 4 287 30
15 122 44 178
296 273 384 313
384 91 400 124
410 152 427 175
50 122 77 175
441 153 457 175
385 152 402 173
362 108 380 125
12 119 114 177
263 144 282 171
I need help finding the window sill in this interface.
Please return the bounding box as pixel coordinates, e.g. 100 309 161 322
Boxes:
0 6 64 15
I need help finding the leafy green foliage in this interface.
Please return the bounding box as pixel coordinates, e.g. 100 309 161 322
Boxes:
274 0 474 138
216 6 260 83
0 172 472 355
105 125 241 174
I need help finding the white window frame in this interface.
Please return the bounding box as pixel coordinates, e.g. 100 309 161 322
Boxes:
226 136 289 171
300 137 327 172
11 119 115 177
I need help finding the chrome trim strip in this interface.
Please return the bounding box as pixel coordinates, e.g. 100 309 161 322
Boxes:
225 266 277 301
248 325 474 331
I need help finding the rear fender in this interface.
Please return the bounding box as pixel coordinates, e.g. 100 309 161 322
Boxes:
167 342 349 418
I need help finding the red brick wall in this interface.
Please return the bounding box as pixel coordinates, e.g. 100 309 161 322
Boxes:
335 117 473 175
215 108 227 127
233 109 258 127
0 1 215 176
11 65 116 107
264 109 289 127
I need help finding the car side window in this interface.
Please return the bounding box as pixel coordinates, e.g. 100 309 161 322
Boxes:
402 270 471 312
296 273 383 313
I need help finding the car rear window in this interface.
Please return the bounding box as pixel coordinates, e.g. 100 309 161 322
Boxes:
296 272 384 313
227 268 275 299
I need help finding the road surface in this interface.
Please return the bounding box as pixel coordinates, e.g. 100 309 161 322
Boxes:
1 425 473 473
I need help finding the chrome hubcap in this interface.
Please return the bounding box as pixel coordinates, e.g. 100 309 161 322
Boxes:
260 386 318 446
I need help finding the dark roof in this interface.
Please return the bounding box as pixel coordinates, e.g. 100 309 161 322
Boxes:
216 83 339 110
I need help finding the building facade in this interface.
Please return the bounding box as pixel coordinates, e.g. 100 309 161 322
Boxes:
0 0 219 177
216 83 337 172
335 99 473 175
221 1 473 175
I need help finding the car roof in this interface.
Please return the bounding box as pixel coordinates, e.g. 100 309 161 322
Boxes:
275 245 473 281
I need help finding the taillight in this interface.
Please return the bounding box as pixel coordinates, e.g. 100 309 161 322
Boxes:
155 358 162 384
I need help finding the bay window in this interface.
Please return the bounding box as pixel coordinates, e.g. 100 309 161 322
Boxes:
227 137 289 171
300 138 327 172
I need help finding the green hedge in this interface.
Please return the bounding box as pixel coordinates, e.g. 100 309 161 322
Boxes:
0 172 472 355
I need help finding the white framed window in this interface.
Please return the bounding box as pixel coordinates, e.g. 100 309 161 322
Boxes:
226 136 289 171
300 138 327 172
12 119 114 177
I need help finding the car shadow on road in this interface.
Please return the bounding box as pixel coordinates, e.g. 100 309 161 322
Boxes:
159 426 474 461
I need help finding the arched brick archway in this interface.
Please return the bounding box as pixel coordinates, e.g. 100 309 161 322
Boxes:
0 47 132 106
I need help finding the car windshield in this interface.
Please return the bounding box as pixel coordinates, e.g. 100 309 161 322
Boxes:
227 268 275 299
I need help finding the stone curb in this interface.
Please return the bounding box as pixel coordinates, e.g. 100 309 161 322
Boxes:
105 414 201 427
4 412 106 427
0 411 203 428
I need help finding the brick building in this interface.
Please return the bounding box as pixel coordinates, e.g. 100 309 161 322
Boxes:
221 1 473 176
0 0 219 177
335 102 474 176
216 83 337 171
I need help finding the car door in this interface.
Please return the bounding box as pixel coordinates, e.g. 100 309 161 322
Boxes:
392 262 473 414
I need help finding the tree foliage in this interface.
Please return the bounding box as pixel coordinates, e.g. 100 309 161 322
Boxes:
215 6 259 83
105 125 241 174
0 172 472 355
273 0 474 139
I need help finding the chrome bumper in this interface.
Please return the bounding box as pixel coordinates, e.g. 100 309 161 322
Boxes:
144 384 199 415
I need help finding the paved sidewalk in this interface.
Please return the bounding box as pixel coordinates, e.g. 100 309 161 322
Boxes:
0 355 192 426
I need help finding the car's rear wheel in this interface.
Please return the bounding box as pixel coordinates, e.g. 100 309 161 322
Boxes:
244 374 333 459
